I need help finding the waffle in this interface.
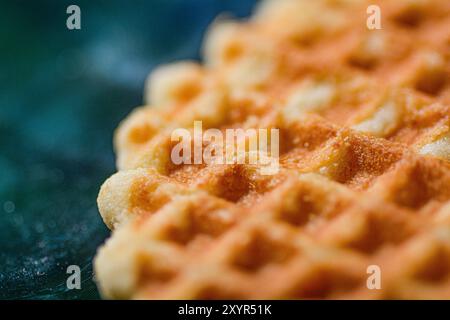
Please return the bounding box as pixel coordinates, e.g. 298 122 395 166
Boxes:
94 0 450 299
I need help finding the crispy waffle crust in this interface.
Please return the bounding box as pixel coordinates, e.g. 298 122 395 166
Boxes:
95 0 450 299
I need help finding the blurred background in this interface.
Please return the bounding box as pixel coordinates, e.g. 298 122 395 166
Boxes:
0 0 257 299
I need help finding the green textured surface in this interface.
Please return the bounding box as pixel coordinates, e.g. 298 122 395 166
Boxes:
0 0 255 299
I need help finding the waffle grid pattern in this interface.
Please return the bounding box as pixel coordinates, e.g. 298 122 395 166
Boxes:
95 0 450 299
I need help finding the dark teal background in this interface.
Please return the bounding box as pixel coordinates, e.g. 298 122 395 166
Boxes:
0 0 256 299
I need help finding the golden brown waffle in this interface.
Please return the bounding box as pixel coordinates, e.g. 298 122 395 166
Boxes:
94 0 450 299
